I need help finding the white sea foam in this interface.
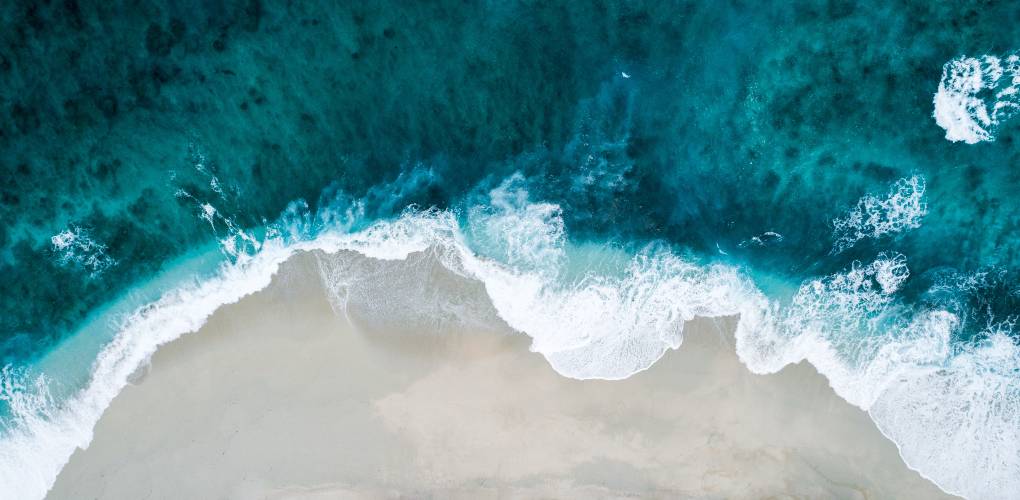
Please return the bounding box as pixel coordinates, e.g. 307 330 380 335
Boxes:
1 240 296 499
4 177 1018 500
467 174 566 275
0 200 448 499
738 231 784 248
934 54 1020 144
176 189 261 258
735 253 1019 499
735 253 938 407
831 176 927 253
50 226 116 278
316 186 1018 500
872 328 1020 500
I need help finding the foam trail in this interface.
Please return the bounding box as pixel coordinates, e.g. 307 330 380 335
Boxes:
934 54 1020 144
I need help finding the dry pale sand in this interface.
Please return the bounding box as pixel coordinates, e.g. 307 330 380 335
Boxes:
47 252 957 499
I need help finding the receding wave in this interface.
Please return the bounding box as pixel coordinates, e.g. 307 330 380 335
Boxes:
1 173 1017 500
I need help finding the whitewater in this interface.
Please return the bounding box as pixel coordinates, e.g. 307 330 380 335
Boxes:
6 2 1020 499
1 172 1017 500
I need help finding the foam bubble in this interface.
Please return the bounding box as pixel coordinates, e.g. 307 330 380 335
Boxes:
934 54 1020 144
49 226 116 278
831 176 927 254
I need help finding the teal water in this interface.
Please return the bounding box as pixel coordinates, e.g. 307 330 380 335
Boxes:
2 1 1020 498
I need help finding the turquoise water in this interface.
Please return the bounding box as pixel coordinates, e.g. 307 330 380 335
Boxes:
2 1 1020 498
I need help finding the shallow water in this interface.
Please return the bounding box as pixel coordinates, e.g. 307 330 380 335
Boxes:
1 1 1019 499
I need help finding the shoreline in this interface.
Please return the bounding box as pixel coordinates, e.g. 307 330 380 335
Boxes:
46 251 957 499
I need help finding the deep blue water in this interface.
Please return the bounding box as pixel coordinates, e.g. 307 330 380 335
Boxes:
2 1 1020 498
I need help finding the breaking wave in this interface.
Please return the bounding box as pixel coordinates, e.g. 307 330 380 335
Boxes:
1 174 1017 500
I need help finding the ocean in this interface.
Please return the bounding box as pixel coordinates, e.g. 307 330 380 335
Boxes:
1 1 1018 498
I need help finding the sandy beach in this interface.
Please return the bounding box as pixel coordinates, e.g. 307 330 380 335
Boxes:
46 251 957 499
